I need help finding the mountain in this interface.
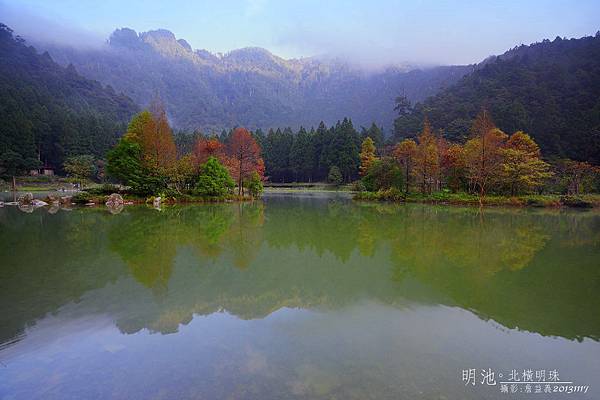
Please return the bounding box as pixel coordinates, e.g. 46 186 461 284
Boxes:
0 23 138 169
39 28 472 133
393 33 600 164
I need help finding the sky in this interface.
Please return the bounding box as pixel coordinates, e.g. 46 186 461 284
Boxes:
1 0 598 66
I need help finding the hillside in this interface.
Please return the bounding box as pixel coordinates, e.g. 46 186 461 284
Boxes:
393 33 600 163
0 23 138 169
40 28 471 132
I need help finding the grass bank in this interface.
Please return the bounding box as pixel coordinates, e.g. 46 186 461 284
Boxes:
354 189 600 208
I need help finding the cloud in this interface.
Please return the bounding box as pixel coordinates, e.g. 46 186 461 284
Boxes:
244 0 268 18
0 1 104 48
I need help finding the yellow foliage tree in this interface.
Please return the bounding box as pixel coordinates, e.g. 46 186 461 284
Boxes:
501 131 552 195
414 118 440 193
359 137 377 176
393 139 417 193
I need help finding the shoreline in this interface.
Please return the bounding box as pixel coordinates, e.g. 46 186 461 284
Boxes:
353 191 600 209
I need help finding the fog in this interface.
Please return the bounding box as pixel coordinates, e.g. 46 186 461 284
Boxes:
0 3 104 49
1 0 599 67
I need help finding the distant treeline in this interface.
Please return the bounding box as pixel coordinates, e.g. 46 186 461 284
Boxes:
175 120 384 183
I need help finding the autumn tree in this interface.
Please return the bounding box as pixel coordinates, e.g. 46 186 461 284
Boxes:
123 111 153 143
140 103 177 173
192 136 225 168
359 137 377 176
393 139 417 193
440 143 466 192
554 160 600 195
414 118 440 194
106 108 176 195
227 127 263 195
170 155 196 193
464 109 507 199
500 131 552 195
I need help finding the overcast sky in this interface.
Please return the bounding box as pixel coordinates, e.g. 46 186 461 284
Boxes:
1 0 598 66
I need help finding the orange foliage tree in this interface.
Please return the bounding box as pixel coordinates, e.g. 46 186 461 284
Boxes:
193 137 226 168
414 118 440 194
393 139 417 193
227 128 264 195
464 109 507 199
140 103 177 173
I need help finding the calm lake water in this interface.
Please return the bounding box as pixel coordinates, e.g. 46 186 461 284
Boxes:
1 193 599 399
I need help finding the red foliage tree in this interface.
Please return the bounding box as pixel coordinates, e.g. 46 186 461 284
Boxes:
193 137 226 168
227 128 263 195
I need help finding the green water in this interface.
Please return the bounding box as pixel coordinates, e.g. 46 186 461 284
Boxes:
0 193 599 399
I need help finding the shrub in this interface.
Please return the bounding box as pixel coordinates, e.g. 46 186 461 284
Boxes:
362 158 404 192
560 195 593 208
85 184 121 196
195 157 235 197
371 187 405 201
352 180 366 192
246 171 264 198
72 192 94 204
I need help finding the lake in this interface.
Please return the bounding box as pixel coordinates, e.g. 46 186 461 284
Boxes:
1 192 599 399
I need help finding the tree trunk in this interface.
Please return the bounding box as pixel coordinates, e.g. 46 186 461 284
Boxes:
12 175 16 192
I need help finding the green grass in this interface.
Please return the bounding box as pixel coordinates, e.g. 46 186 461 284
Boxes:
354 190 600 208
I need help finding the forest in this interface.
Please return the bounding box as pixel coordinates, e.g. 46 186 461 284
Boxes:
392 33 600 164
0 23 137 174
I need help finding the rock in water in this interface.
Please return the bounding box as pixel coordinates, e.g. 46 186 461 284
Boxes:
60 196 72 205
31 199 48 207
17 192 34 205
46 195 60 205
105 193 124 207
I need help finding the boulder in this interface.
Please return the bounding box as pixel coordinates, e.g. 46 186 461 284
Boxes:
17 192 34 205
45 195 60 205
60 196 72 205
105 193 124 208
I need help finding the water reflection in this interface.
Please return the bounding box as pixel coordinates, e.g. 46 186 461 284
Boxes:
1 196 599 345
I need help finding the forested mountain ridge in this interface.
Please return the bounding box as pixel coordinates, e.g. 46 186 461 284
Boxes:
393 33 600 163
0 23 138 169
40 27 472 132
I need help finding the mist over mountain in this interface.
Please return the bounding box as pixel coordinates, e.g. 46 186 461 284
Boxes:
0 23 137 169
37 28 472 132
